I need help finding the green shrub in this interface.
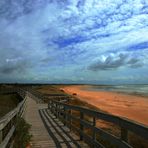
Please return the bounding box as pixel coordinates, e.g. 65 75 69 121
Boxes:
13 117 32 148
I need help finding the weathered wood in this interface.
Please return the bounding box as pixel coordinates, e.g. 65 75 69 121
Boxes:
0 90 26 147
68 109 72 131
49 100 148 148
0 98 26 130
19 88 148 148
0 130 2 143
58 110 131 147
92 117 96 126
63 106 66 126
40 109 89 148
121 127 128 142
51 100 148 139
0 126 15 148
24 95 56 147
80 112 84 140
92 117 96 148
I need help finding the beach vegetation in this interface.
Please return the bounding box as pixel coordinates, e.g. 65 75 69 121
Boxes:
13 117 32 148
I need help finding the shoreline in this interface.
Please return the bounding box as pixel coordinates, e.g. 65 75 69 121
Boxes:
82 85 148 99
61 85 148 126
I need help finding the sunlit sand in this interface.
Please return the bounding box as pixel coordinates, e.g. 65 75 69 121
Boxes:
62 85 148 125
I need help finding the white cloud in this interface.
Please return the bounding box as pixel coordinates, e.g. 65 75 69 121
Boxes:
0 0 148 83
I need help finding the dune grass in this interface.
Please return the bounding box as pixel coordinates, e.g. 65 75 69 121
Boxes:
0 93 22 118
13 117 32 148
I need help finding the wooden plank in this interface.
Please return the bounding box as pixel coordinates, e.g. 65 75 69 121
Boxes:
0 90 26 147
0 129 2 143
27 89 148 148
80 112 84 140
51 100 148 140
121 127 128 142
40 109 89 148
24 95 56 148
60 104 131 147
0 126 15 148
0 98 26 130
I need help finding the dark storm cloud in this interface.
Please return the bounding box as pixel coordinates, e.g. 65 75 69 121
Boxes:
0 60 29 75
127 58 139 64
88 53 143 71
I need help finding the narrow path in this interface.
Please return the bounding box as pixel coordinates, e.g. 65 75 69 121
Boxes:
24 95 56 148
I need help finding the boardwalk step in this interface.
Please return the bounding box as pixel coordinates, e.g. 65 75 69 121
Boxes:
39 109 89 148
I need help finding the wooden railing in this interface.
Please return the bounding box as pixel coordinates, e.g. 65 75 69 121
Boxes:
0 89 26 148
26 89 70 103
48 100 148 148
26 90 44 103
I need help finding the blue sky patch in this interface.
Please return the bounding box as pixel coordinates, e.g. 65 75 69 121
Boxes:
0 0 148 84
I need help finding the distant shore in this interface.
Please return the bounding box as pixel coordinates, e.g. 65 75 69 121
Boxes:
61 85 148 126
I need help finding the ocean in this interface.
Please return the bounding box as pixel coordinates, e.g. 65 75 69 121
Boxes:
87 84 148 96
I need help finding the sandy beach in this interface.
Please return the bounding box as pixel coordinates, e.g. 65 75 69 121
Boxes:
62 85 148 126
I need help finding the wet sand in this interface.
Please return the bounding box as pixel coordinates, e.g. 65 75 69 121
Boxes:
62 85 148 126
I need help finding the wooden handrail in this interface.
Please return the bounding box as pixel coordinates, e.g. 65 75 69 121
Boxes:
0 89 26 148
48 100 148 148
12 89 147 147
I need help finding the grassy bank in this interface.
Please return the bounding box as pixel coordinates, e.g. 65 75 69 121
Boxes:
13 117 32 148
0 89 31 148
0 93 22 117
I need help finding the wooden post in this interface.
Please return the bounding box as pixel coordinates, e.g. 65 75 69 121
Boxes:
80 112 84 140
53 102 55 116
50 101 52 112
69 109 72 131
92 117 96 148
121 127 128 142
93 117 96 126
59 104 61 118
48 100 51 110
54 103 56 116
0 130 3 143
55 103 58 118
56 103 59 118
50 101 51 110
51 102 54 113
68 109 72 131
63 106 66 126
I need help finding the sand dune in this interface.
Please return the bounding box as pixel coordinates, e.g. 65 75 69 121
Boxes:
62 85 148 126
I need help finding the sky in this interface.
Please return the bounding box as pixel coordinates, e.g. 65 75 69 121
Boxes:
0 0 148 84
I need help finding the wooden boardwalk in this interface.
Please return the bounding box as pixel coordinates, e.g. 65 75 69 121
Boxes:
1 89 148 148
39 109 89 148
24 95 56 148
23 92 89 148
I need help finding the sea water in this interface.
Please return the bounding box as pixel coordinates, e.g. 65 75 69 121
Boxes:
87 84 148 96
